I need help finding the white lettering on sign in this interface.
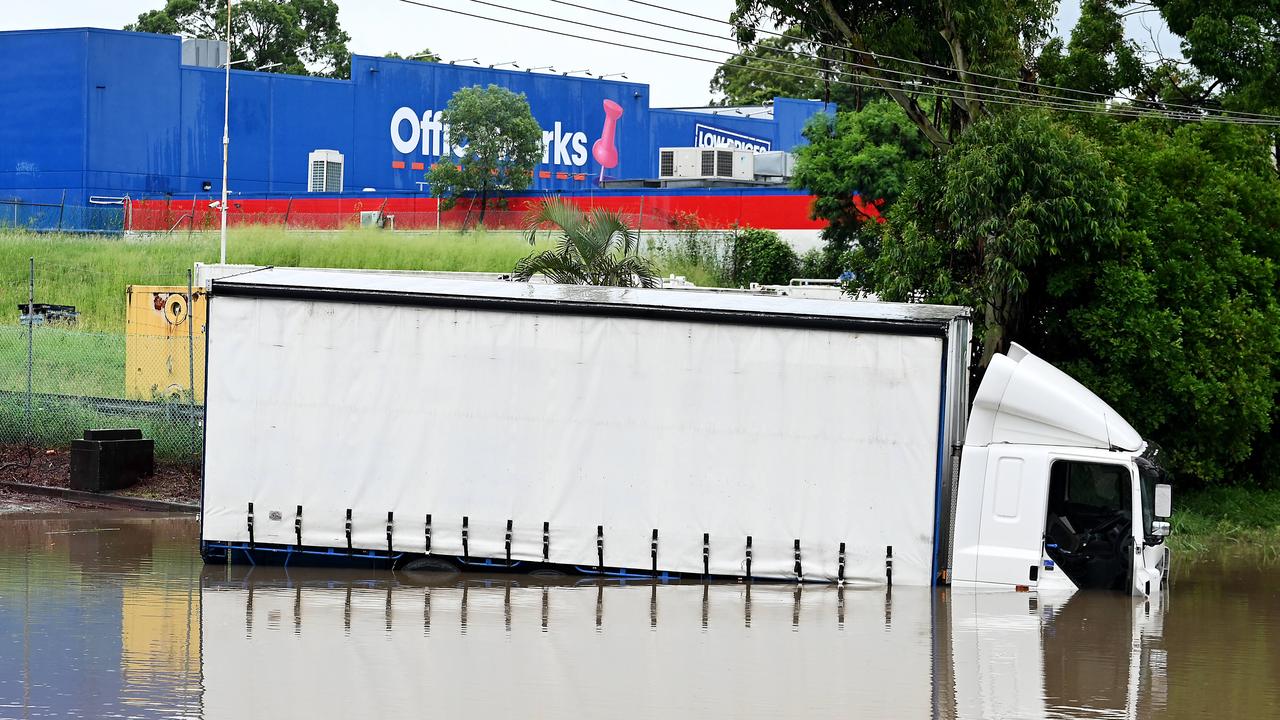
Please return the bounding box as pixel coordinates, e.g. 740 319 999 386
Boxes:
694 123 772 153
392 106 589 167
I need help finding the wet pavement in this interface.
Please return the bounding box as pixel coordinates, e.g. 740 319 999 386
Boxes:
0 511 1276 718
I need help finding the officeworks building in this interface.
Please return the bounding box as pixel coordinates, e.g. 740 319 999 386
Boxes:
0 27 845 236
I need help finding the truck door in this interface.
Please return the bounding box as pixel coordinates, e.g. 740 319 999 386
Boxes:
975 448 1049 587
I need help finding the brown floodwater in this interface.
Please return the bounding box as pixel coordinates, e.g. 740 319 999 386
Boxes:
0 510 1275 719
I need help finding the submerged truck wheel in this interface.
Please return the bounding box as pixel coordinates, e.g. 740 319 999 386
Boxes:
400 556 460 576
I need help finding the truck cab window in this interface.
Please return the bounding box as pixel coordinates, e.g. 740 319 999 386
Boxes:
1044 461 1133 591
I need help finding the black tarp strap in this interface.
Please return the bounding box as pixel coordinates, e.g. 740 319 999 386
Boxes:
838 542 847 583
886 545 894 586
505 519 513 563
597 525 605 573
542 521 550 561
247 502 255 548
745 536 753 581
462 516 470 559
793 539 803 579
425 513 432 553
386 512 394 558
702 533 710 576
344 509 352 554
650 529 658 574
294 505 302 547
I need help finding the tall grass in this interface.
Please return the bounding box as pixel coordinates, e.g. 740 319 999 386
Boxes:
0 228 554 331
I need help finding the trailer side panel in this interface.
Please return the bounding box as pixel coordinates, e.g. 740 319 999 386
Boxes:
202 287 946 583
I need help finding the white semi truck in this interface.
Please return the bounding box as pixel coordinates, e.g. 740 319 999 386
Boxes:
199 268 1172 594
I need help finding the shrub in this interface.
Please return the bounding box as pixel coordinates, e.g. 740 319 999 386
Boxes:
727 228 798 286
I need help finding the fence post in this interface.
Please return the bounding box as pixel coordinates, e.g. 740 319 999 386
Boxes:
57 191 65 232
26 257 34 445
188 268 198 466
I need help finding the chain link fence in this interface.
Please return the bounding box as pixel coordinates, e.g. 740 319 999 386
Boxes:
1 258 204 468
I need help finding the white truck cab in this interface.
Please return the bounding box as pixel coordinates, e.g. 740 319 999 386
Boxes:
952 344 1172 596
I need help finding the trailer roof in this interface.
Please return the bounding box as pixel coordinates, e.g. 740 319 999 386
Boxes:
212 267 969 334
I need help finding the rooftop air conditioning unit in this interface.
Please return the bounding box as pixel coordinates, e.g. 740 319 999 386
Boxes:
752 151 796 180
308 149 344 192
658 148 753 181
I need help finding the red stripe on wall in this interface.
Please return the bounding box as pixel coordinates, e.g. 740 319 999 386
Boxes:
410 162 425 171
391 161 406 169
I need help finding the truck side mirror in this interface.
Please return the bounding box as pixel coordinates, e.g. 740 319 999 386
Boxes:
1154 484 1172 518
1151 521 1171 538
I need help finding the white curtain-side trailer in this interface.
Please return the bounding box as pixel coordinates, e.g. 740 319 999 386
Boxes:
199 268 1172 594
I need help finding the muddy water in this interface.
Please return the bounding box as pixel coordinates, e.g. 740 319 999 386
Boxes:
0 512 1275 719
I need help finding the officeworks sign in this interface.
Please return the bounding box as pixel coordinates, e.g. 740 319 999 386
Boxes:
391 106 592 167
694 123 772 153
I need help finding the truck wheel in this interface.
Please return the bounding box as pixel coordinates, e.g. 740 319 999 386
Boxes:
401 556 459 575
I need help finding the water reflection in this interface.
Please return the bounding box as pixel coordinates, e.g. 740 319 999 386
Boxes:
1 512 1276 719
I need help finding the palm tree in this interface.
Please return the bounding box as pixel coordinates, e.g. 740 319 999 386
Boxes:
513 198 660 288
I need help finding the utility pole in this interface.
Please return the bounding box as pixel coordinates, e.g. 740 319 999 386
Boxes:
220 0 231 264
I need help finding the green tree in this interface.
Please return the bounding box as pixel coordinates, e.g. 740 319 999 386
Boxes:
426 85 543 226
126 0 351 77
513 198 659 288
731 0 1056 150
727 228 799 285
849 111 1124 367
384 49 440 62
1035 0 1145 97
1153 0 1280 114
1051 119 1280 484
791 100 930 273
710 27 867 108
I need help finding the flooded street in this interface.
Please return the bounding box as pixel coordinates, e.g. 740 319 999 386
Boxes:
0 512 1276 719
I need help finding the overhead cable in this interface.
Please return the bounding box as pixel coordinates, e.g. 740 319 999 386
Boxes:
622 0 1280 123
394 0 1280 125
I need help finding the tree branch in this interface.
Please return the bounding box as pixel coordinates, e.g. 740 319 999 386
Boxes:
817 0 952 150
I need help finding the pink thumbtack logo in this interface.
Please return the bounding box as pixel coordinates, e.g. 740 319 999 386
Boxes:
593 99 623 183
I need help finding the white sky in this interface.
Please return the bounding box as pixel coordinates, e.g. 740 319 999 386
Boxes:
3 1 1178 107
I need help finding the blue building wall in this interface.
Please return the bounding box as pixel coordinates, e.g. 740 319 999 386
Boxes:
0 27 834 208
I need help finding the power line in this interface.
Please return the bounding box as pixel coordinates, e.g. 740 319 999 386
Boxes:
623 0 1280 124
396 0 1280 126
538 0 1273 124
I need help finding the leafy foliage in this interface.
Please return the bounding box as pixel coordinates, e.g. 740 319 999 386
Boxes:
727 228 799 286
384 48 440 62
513 199 659 288
848 111 1124 366
791 100 930 269
1050 119 1280 485
1035 0 1145 97
710 27 866 107
731 1 1056 149
126 0 351 77
426 85 544 225
1154 0 1280 114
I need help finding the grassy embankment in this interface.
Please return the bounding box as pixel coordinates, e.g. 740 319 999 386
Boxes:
1168 486 1280 554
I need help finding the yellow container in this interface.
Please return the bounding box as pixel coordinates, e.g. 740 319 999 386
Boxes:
125 285 207 403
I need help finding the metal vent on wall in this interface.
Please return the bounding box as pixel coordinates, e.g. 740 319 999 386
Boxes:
699 150 716 176
715 150 733 178
307 149 344 192
659 150 675 177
